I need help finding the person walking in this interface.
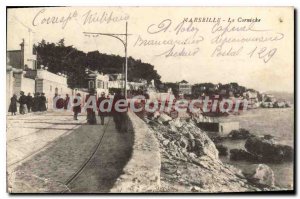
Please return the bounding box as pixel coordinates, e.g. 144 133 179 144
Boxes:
64 94 70 110
97 92 107 125
19 91 27 114
73 93 81 120
112 90 127 132
26 93 33 113
8 94 18 115
86 89 97 125
32 93 39 112
40 93 47 111
36 92 42 111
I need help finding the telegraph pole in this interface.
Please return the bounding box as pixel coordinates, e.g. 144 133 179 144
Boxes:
83 22 130 98
124 22 128 99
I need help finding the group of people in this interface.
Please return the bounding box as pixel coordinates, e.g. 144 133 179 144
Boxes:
8 89 128 133
73 89 127 133
8 91 47 115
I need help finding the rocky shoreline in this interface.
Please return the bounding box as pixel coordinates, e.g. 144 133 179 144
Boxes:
142 113 288 192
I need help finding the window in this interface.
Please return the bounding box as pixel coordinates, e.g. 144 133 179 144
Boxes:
89 80 95 89
50 85 52 92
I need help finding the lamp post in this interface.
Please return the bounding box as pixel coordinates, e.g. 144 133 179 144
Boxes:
83 22 129 99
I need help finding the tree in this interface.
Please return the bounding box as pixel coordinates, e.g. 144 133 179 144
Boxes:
35 39 161 89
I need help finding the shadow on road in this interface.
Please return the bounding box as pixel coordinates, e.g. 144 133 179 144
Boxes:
67 115 135 193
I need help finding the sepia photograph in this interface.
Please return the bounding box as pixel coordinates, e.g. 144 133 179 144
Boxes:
5 6 295 193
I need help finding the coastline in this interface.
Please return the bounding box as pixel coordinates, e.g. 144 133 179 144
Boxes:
215 107 294 189
143 115 281 192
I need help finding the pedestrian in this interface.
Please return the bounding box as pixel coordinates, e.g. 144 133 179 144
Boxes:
97 92 107 125
73 93 81 120
19 91 27 114
86 89 97 124
40 93 47 111
26 93 33 113
53 93 58 109
35 92 42 111
112 90 127 132
32 93 39 112
64 94 70 110
8 94 18 115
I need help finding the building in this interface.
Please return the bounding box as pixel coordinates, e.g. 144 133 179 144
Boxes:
108 73 147 93
243 90 259 109
108 73 125 89
6 65 35 111
6 39 77 111
87 72 110 97
35 68 73 106
197 121 240 136
178 80 192 95
7 39 37 70
262 93 276 103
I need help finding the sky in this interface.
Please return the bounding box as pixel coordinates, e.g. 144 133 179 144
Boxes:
7 7 294 93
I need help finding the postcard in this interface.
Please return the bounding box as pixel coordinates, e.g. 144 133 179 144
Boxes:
6 6 294 193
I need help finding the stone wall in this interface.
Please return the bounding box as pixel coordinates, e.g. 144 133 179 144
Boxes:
110 110 161 193
6 69 14 111
21 77 35 95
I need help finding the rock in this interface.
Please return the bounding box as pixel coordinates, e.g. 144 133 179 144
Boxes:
191 186 201 192
230 149 260 162
179 137 189 149
261 136 276 144
167 131 181 140
187 132 195 140
188 152 197 159
163 139 169 146
187 139 196 151
194 138 218 159
173 118 183 128
210 135 226 143
157 113 172 125
228 128 253 140
245 136 294 163
168 121 178 132
153 111 160 119
148 117 271 192
216 144 228 156
242 164 275 187
263 134 274 140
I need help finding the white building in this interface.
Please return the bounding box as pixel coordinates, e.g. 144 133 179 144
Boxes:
87 72 110 97
6 39 76 111
35 69 72 95
179 80 192 95
108 73 147 91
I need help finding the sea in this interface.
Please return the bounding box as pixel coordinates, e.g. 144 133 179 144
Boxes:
215 107 294 189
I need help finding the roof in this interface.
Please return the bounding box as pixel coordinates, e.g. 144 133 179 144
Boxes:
179 80 188 84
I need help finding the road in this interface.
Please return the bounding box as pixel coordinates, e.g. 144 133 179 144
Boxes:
6 110 134 193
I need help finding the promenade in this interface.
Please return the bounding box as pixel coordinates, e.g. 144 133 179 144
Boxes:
7 110 134 193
